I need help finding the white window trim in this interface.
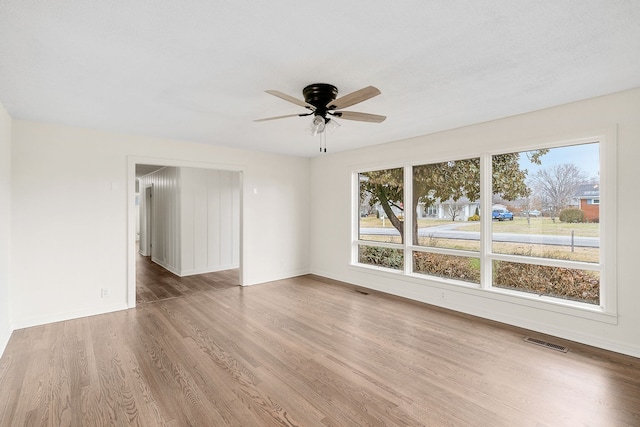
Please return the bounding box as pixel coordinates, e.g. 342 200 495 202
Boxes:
351 128 617 322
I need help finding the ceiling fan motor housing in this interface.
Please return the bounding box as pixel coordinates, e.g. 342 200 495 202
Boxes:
303 83 338 119
255 83 384 125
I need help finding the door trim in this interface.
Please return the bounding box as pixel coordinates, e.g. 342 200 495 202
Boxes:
127 155 245 308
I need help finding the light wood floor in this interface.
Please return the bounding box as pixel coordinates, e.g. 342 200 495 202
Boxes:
136 248 239 303
1 275 639 426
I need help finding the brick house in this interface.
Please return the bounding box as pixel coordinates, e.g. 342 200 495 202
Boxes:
575 183 600 221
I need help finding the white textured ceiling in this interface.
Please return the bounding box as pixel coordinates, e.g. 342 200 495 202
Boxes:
1 1 640 157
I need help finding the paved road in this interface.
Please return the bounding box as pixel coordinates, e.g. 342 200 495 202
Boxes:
361 224 599 248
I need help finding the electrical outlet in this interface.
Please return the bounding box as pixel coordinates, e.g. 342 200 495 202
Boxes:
101 288 110 298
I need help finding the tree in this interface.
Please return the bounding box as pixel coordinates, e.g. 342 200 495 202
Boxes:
446 201 464 222
360 168 404 241
531 163 586 219
361 152 546 244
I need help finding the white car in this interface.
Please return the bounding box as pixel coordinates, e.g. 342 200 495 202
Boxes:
522 210 541 217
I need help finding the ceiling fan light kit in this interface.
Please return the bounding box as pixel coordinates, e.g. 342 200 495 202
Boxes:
310 115 325 136
255 83 386 152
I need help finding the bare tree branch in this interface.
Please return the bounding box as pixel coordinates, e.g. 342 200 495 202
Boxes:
532 163 586 218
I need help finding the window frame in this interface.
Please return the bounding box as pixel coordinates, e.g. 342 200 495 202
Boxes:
352 164 407 275
408 156 482 285
351 130 617 322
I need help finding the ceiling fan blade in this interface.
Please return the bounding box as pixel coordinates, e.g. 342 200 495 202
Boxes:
254 113 310 122
327 86 381 110
265 90 314 109
333 111 386 123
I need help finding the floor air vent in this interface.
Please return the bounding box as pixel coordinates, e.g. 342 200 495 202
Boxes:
524 337 568 353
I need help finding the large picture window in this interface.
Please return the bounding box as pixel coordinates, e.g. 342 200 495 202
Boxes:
353 137 611 313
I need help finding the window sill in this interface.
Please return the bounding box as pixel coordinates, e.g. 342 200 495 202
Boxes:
349 263 618 325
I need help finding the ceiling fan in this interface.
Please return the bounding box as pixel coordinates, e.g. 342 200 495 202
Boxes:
254 83 386 136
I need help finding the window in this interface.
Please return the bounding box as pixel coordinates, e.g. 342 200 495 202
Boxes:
412 158 480 284
357 167 404 269
490 143 601 304
424 205 437 217
353 137 612 313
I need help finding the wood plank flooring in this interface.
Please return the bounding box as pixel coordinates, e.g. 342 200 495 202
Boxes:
1 275 640 426
136 249 239 303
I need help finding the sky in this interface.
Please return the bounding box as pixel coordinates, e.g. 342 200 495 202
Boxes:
518 142 600 183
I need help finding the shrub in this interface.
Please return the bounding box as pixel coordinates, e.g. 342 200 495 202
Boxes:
559 208 585 223
467 214 480 221
494 259 598 304
413 252 480 283
359 246 403 269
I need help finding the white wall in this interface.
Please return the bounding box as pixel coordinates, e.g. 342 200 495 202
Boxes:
180 167 240 275
10 121 310 329
310 88 640 357
0 102 11 356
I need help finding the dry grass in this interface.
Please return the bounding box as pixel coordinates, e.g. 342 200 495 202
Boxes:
492 243 598 263
361 235 599 263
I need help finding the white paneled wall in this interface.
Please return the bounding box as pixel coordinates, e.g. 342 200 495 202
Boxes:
138 166 240 277
181 167 240 275
138 167 181 274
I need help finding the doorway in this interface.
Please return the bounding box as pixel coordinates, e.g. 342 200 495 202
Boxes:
128 159 243 307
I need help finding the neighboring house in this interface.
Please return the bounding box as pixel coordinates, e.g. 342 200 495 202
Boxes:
417 197 480 221
374 204 404 219
575 183 600 221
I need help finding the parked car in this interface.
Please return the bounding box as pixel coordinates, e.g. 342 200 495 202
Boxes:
521 209 541 217
492 208 514 221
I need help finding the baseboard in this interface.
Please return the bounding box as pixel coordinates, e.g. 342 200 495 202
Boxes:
310 269 640 359
446 296 640 358
179 264 239 277
0 326 11 359
151 258 181 276
11 302 129 331
242 267 311 286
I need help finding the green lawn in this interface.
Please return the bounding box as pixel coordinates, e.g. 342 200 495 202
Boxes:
360 216 599 237
454 217 599 237
360 216 462 228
